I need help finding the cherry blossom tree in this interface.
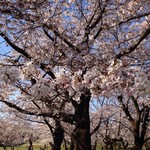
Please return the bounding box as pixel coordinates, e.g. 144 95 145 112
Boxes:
11 110 65 150
0 0 150 150
13 113 65 150
0 116 38 150
117 95 150 150
90 99 130 150
91 96 150 150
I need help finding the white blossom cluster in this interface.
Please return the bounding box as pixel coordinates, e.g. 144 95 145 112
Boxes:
0 56 149 106
0 65 20 84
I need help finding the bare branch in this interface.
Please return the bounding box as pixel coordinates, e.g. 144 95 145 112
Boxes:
117 95 135 126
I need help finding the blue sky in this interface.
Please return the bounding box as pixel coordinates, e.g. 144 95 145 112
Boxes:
0 36 11 57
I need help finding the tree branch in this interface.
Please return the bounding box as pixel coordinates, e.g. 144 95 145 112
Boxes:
0 33 31 59
0 33 56 79
90 117 102 136
117 95 135 126
0 99 56 118
31 100 54 133
43 27 55 42
53 30 81 53
131 96 141 116
43 24 81 53
116 26 150 59
118 12 150 25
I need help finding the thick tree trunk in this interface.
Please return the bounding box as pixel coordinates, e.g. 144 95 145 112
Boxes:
133 137 144 150
109 144 113 150
106 144 109 150
71 89 91 150
70 144 74 150
72 127 91 150
52 119 64 150
133 126 144 150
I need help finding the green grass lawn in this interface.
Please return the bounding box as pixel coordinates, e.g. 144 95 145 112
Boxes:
0 144 42 150
0 144 108 150
2 144 147 150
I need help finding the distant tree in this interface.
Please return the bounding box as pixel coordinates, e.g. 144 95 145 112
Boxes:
91 99 129 150
118 95 150 150
0 117 37 150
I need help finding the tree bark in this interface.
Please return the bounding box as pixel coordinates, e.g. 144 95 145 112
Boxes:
64 139 68 150
11 146 14 150
92 139 97 150
28 137 33 150
109 144 114 150
3 146 6 150
52 119 64 150
71 89 91 150
133 137 144 150
133 122 144 150
70 138 74 150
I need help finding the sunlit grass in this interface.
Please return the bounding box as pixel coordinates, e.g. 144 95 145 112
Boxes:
0 144 42 150
1 144 147 150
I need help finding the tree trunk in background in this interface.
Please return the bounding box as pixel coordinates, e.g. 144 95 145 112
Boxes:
109 144 114 150
70 138 74 150
64 139 68 150
133 136 144 150
28 137 33 150
71 89 91 150
11 146 14 150
133 122 145 150
92 139 97 150
52 119 64 150
118 96 150 150
3 146 6 150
